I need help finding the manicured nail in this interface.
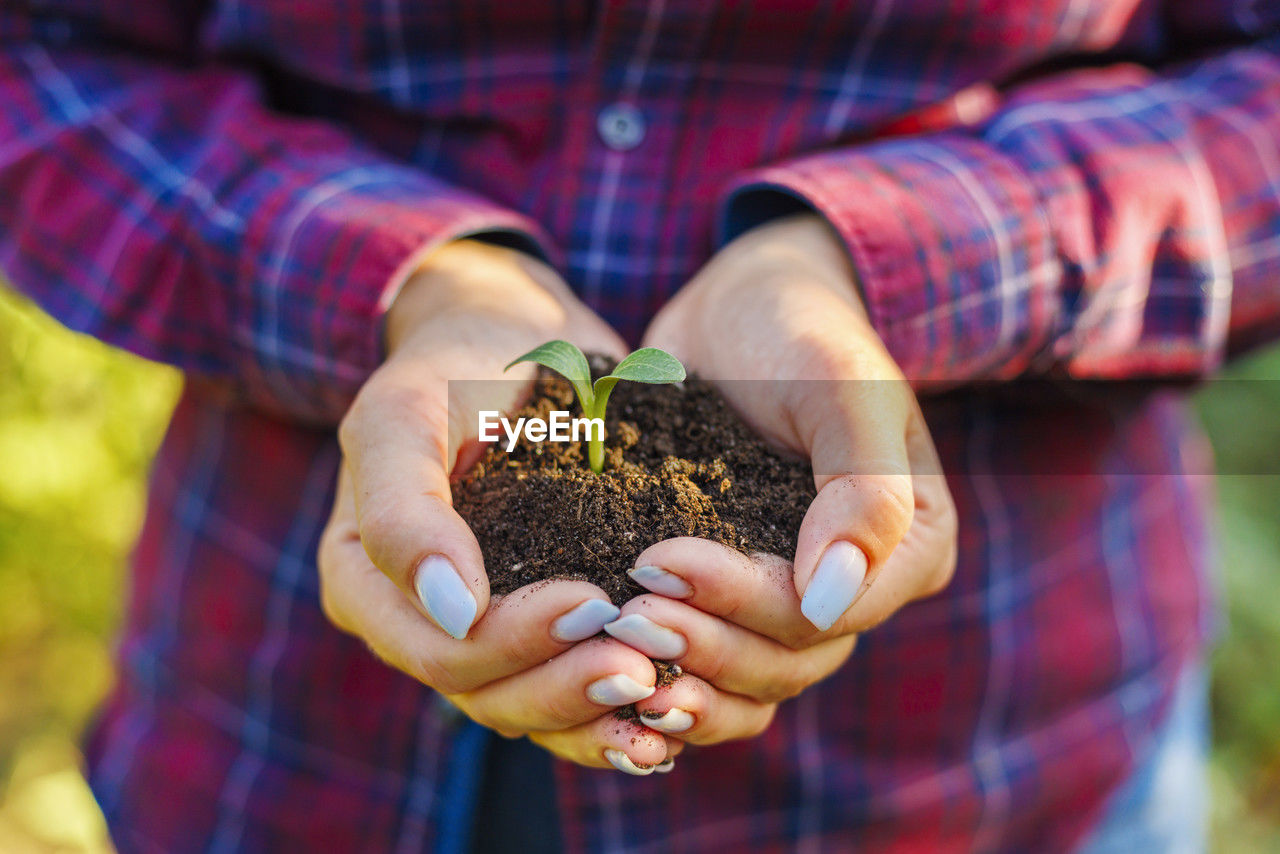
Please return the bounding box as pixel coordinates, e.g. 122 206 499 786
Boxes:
604 749 655 776
628 565 693 598
603 614 688 660
800 541 868 631
552 599 621 642
587 674 656 706
413 555 477 640
654 758 676 774
640 708 694 734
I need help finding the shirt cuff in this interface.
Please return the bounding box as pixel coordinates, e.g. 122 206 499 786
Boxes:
719 136 1059 384
237 168 554 423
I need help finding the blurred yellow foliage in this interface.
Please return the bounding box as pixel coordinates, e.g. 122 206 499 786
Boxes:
0 284 179 853
1 281 1279 852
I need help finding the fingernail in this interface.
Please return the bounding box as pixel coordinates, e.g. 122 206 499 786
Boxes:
628 565 693 598
551 599 621 642
655 757 676 774
587 674 656 706
604 749 655 776
640 708 695 734
603 614 688 660
413 554 477 640
800 541 868 631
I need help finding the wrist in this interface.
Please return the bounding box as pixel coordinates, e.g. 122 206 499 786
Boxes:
714 213 869 321
384 239 568 355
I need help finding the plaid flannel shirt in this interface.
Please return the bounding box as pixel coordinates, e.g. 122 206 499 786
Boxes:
3 1 1278 851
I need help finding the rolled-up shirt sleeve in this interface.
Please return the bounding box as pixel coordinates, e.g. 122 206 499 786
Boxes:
0 10 551 423
723 9 1280 385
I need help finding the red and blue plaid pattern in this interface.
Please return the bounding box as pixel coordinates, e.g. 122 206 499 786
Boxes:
2 1 1276 850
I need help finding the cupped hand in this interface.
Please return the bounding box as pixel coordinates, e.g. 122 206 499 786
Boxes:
616 214 958 736
317 240 678 772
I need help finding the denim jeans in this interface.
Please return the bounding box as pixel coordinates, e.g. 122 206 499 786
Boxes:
1075 662 1209 854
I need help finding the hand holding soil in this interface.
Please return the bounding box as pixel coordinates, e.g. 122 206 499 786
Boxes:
453 358 824 759
317 240 683 773
319 215 958 779
447 214 957 774
614 214 959 749
643 213 958 638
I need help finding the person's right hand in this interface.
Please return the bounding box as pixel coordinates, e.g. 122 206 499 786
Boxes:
317 240 681 774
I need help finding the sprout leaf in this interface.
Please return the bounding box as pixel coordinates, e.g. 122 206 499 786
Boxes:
604 347 686 386
505 340 594 408
503 340 686 473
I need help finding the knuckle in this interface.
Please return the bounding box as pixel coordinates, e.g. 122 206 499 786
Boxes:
538 691 584 730
315 545 351 633
357 497 413 570
336 384 378 454
937 482 959 535
315 534 335 580
753 683 790 705
782 622 825 651
794 338 861 381
411 652 468 695
358 493 404 542
336 409 359 456
710 578 752 625
317 578 346 632
476 707 535 741
444 671 485 696
870 476 915 539
454 700 499 732
694 638 734 687
919 489 958 599
924 540 959 598
374 378 441 427
745 705 779 739
493 630 539 674
761 657 812 703
776 672 811 702
316 532 343 579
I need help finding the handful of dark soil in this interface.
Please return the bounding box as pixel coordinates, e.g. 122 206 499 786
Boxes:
452 360 815 605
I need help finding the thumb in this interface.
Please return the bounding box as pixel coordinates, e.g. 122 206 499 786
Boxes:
339 371 491 640
788 377 915 632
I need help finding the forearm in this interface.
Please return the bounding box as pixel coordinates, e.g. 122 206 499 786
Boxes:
0 10 549 423
722 32 1280 386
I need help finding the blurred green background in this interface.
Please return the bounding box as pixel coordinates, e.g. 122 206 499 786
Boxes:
1 282 1278 852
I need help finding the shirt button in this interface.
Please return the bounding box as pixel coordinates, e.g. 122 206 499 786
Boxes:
597 103 646 151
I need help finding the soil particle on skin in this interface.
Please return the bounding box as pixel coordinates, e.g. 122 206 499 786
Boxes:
654 661 682 687
614 705 641 723
453 361 814 606
611 661 684 724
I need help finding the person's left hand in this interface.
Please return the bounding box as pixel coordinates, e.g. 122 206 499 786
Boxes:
600 214 957 748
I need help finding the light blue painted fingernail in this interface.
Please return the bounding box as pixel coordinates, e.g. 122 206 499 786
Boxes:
587 674 656 706
640 708 695 734
800 541 868 631
604 749 656 776
628 565 693 598
414 554 477 640
603 614 688 660
552 599 621 642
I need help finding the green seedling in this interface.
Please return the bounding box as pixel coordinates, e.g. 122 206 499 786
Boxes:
505 340 686 473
